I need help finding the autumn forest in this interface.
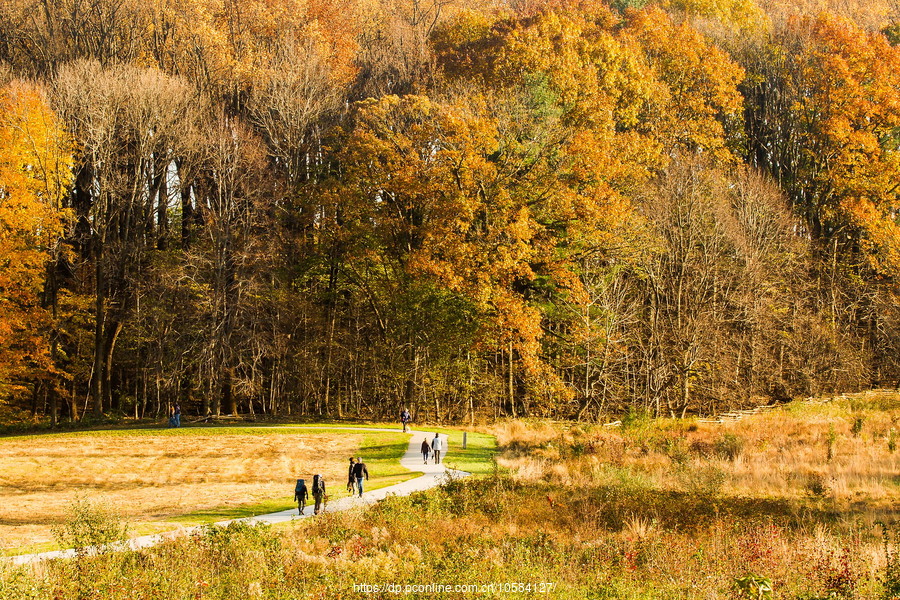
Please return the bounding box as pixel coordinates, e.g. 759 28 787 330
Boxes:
3 0 900 425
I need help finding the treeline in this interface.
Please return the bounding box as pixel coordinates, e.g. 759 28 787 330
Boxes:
2 0 900 424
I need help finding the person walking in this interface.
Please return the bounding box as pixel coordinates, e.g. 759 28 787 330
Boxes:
312 474 326 515
421 437 431 464
173 402 181 427
347 457 357 494
431 433 443 464
352 457 369 497
400 408 411 432
294 479 309 516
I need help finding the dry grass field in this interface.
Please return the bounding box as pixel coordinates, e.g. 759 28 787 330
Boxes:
492 390 900 508
9 398 900 598
0 427 388 552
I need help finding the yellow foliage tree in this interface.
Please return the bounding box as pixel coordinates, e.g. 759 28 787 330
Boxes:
0 81 72 398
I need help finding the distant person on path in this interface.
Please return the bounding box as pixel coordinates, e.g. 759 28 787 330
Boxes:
400 408 411 432
352 457 369 497
173 402 181 427
431 433 443 464
312 474 326 515
421 437 431 464
347 457 357 494
294 479 309 515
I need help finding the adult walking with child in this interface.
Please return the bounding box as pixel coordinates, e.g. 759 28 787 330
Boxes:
431 433 443 464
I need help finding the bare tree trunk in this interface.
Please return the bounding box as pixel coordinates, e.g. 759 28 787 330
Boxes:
92 247 105 417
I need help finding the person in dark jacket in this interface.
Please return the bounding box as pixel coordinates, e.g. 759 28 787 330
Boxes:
352 457 369 497
294 479 309 515
347 457 357 494
312 474 326 515
400 408 411 432
421 437 431 464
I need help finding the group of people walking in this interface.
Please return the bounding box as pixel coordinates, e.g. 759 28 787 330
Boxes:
293 474 327 516
292 408 447 517
293 457 370 516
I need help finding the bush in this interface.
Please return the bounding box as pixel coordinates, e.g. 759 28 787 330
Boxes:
677 463 727 498
879 521 900 600
804 473 830 498
852 416 865 437
51 496 129 557
714 433 744 461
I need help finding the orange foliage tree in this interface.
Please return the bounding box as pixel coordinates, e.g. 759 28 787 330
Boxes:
745 14 900 277
0 81 72 400
429 3 746 411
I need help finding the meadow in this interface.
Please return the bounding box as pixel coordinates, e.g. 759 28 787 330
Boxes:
5 394 900 598
0 426 413 554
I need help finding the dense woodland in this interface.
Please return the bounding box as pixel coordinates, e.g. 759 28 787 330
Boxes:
3 0 900 424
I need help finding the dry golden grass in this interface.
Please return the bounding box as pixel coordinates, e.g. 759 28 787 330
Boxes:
492 390 900 507
0 429 368 551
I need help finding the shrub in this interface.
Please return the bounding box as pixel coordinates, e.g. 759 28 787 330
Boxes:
714 433 744 461
664 436 690 465
677 463 727 498
51 496 129 557
734 573 774 600
852 416 865 437
827 424 838 462
879 521 900 600
804 473 830 498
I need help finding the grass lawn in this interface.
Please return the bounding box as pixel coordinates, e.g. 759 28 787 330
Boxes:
409 427 498 476
0 423 498 556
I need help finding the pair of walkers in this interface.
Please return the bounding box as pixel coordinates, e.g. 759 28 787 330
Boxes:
347 456 369 497
293 474 326 516
421 433 443 464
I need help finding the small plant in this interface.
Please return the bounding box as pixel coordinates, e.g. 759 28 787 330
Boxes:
827 424 838 462
621 406 651 430
623 514 656 541
714 432 744 461
664 436 690 465
852 416 865 437
878 521 900 600
804 473 830 498
889 428 897 454
734 573 774 600
677 463 727 498
51 496 128 557
817 546 858 600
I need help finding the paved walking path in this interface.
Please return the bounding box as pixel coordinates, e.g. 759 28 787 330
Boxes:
8 428 467 565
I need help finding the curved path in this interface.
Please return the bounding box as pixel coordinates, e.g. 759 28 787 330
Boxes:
8 428 468 565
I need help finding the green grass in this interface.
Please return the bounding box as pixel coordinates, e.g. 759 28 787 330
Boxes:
412 427 498 476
